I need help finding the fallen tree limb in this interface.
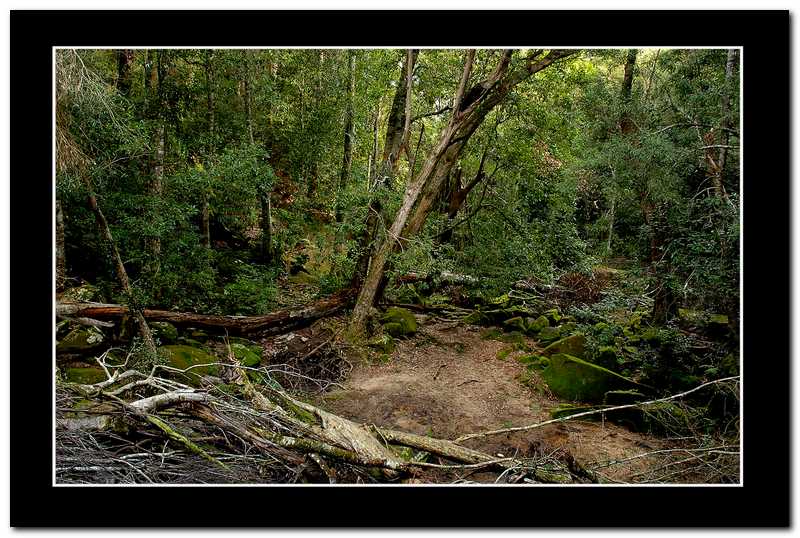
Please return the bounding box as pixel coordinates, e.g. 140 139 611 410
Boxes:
454 376 740 443
57 288 356 337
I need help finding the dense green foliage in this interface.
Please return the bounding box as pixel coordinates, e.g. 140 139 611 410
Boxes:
57 48 739 322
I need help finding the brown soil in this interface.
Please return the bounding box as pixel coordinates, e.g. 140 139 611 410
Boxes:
317 317 669 483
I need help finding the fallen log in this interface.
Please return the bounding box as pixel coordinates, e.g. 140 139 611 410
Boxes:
57 288 356 337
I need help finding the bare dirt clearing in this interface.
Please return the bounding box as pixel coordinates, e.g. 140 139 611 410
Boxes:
317 317 669 482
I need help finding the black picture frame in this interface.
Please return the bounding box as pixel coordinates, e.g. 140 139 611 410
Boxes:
9 9 790 527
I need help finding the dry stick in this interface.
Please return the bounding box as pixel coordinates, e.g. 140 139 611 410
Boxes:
455 376 740 443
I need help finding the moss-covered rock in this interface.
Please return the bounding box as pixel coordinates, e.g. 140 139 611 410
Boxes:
542 334 585 359
230 342 261 367
526 315 549 335
368 334 395 354
541 353 641 402
559 322 578 335
537 325 561 343
543 308 562 323
594 346 618 369
503 316 528 332
516 353 543 365
160 345 220 378
380 307 418 337
709 314 729 326
190 330 209 341
57 326 105 354
64 367 108 384
150 321 179 344
463 310 487 325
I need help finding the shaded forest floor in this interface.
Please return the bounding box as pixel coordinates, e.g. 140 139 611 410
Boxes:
316 318 669 483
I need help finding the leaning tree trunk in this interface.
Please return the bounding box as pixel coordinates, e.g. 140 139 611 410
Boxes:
81 177 158 357
349 50 577 335
715 49 737 202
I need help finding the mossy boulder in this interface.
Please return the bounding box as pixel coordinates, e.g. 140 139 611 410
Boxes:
503 316 528 332
230 342 261 367
537 325 561 343
559 322 578 335
380 307 417 337
368 334 396 354
709 314 729 326
526 315 549 335
542 334 585 359
541 353 641 402
543 308 562 323
57 326 105 354
64 367 107 385
150 322 179 344
190 330 209 341
594 346 619 369
516 353 543 366
160 345 220 378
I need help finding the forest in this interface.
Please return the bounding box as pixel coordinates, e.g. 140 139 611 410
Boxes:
55 47 740 484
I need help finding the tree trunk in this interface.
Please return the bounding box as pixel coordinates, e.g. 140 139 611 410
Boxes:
260 190 273 264
374 50 419 189
336 51 355 222
200 193 211 249
56 198 66 292
349 50 576 334
715 49 737 201
205 50 216 150
242 50 254 144
81 177 157 357
58 288 356 338
619 49 638 134
115 49 134 97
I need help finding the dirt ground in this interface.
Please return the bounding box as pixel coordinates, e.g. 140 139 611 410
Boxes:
316 316 669 483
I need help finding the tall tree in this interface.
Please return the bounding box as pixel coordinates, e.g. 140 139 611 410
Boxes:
115 49 134 97
144 50 167 278
350 49 577 334
373 49 419 189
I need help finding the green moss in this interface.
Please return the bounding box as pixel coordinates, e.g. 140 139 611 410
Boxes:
498 331 526 345
64 367 108 384
496 347 513 360
719 354 739 377
231 342 261 367
503 316 528 332
560 322 577 334
537 325 561 343
463 310 487 325
544 308 562 323
57 326 105 354
61 284 102 302
709 314 729 325
526 315 549 335
368 334 395 354
151 322 179 344
595 346 618 369
160 345 220 378
542 333 585 359
541 353 642 402
480 328 503 340
516 353 542 365
550 403 601 419
380 307 417 337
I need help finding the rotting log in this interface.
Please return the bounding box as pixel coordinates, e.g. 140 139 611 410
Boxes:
57 288 356 337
